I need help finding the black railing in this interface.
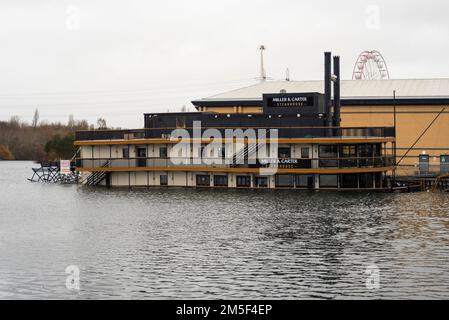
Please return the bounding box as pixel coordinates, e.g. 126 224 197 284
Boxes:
76 156 395 170
395 164 449 177
75 126 396 141
75 129 145 141
319 156 396 168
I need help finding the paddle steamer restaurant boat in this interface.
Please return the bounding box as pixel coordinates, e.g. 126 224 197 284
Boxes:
75 54 400 190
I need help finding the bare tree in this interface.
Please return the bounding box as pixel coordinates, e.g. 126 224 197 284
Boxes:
9 116 21 128
32 109 40 128
77 119 89 130
68 114 75 128
0 115 95 161
97 118 107 130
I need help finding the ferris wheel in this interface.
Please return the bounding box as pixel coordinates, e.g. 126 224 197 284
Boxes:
352 50 390 80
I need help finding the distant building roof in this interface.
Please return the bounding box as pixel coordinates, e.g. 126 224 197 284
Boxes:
194 79 449 103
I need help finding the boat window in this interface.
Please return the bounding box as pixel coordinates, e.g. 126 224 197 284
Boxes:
341 145 357 158
196 175 210 187
359 144 373 158
236 176 251 188
213 175 228 187
373 144 381 157
319 174 338 188
359 144 374 167
275 174 294 187
319 145 338 167
319 145 338 158
278 147 291 159
341 174 358 188
160 147 168 158
340 145 358 167
255 177 268 188
160 175 168 186
296 175 314 188
300 147 310 159
122 147 129 159
359 173 374 188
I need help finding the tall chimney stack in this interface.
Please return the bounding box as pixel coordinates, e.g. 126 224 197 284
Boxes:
324 52 332 129
333 55 341 127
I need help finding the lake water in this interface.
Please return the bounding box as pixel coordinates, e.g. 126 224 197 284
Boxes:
0 161 448 299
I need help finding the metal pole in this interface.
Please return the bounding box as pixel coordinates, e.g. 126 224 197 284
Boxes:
393 90 397 135
259 45 266 82
393 90 397 181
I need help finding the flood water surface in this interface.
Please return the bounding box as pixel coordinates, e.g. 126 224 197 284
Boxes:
0 161 448 299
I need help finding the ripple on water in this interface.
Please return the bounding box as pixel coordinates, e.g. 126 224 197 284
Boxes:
1 162 449 299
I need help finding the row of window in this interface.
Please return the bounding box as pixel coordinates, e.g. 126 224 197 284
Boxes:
122 147 167 159
275 173 382 189
157 173 382 189
278 147 310 159
159 174 269 188
319 144 382 158
121 144 380 160
123 147 308 159
196 175 267 188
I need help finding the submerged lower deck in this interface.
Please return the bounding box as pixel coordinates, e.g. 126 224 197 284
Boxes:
93 171 390 190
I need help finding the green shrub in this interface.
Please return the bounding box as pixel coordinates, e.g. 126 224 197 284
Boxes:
44 133 76 160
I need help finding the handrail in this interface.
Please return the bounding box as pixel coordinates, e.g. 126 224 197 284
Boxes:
70 147 81 162
75 126 395 132
75 156 394 161
76 156 395 170
75 126 396 141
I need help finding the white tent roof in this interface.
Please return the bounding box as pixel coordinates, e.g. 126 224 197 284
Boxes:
198 79 449 101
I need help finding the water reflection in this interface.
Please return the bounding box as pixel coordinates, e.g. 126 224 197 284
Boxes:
0 162 449 299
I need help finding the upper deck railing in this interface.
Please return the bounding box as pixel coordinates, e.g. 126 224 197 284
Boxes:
395 164 449 178
75 126 396 141
76 156 396 170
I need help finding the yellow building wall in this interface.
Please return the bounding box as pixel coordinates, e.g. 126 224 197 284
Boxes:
198 103 449 166
341 105 449 165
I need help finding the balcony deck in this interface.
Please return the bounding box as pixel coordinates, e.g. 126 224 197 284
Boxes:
76 156 395 173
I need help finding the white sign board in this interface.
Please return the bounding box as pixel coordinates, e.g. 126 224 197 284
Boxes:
60 160 71 175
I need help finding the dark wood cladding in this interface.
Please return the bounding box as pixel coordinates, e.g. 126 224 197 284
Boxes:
143 112 328 138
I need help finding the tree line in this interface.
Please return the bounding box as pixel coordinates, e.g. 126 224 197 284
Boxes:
0 109 109 161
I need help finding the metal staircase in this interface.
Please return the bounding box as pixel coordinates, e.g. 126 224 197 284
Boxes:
230 142 264 168
83 161 110 186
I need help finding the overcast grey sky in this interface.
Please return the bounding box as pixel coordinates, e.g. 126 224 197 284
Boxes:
1 0 448 128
